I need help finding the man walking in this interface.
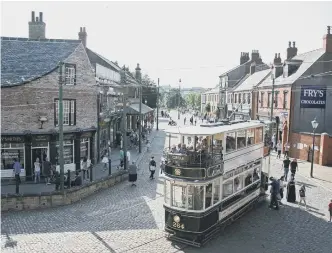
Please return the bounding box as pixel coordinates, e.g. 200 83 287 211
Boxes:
283 156 291 181
149 156 156 180
284 142 290 158
13 158 22 194
290 158 298 176
43 158 52 185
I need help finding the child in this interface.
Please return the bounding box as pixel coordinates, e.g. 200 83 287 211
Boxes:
298 184 307 209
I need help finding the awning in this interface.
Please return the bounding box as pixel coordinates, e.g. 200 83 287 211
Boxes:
128 103 154 115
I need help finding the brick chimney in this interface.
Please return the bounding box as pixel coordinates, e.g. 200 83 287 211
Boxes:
273 53 283 78
135 63 142 82
240 52 250 65
28 11 46 39
286 41 298 59
250 62 256 75
78 27 87 47
323 26 332 53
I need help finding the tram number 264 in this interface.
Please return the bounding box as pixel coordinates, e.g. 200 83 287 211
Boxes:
173 222 185 229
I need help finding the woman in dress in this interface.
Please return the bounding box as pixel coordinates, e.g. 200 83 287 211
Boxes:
286 174 296 203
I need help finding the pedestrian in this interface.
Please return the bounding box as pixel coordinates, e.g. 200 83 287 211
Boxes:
128 161 138 186
194 119 197 126
328 200 332 223
34 157 41 183
286 174 296 203
13 158 22 185
43 158 52 185
298 184 307 209
284 142 290 158
268 177 280 210
54 171 60 191
120 148 124 168
282 156 291 181
160 158 166 174
149 156 156 180
278 176 286 204
290 158 298 175
82 157 89 180
102 154 108 171
276 141 282 159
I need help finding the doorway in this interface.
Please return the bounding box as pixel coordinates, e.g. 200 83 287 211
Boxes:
31 148 48 176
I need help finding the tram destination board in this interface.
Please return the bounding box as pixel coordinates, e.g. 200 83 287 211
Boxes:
164 165 206 179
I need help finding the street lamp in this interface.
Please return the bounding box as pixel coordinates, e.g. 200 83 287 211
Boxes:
310 118 319 178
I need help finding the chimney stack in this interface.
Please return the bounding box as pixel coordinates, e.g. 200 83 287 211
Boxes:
286 41 298 59
323 26 332 53
78 27 87 47
135 63 142 82
273 53 283 79
250 62 256 75
240 52 250 65
28 11 46 39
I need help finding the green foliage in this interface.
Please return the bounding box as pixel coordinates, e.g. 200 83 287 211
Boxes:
185 93 201 110
166 88 186 109
205 103 211 113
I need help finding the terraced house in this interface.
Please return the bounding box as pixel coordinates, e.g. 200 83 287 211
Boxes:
1 12 97 180
256 26 332 165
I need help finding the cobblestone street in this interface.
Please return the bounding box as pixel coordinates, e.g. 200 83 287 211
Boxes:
1 119 331 253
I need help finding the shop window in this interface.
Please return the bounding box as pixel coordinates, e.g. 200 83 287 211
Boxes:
222 180 233 198
226 132 236 152
236 130 247 149
80 138 90 160
247 129 255 145
205 183 213 208
56 140 74 165
172 184 187 208
188 185 204 210
213 178 221 204
1 144 25 170
234 175 244 192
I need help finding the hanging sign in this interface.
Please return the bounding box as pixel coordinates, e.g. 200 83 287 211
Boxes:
300 86 326 109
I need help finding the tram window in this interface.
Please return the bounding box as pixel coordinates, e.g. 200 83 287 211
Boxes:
226 132 236 152
188 185 204 210
205 184 213 208
213 178 221 204
222 180 233 198
236 130 246 149
247 129 255 146
255 127 263 144
253 167 260 181
165 180 171 205
234 175 244 192
172 185 187 208
244 172 253 187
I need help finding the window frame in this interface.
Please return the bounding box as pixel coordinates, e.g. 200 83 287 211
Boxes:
267 92 271 107
54 99 77 126
260 92 264 107
64 63 77 85
275 91 279 108
283 91 288 109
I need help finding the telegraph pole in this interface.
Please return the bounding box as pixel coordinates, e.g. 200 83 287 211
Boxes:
178 79 181 120
268 73 275 178
58 62 65 192
139 79 142 153
156 78 160 131
122 92 128 170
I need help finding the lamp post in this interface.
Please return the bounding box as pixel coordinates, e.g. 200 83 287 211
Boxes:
178 79 181 120
310 118 319 178
156 78 159 131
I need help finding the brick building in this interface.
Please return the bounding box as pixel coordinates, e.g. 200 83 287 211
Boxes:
256 26 332 165
1 12 97 179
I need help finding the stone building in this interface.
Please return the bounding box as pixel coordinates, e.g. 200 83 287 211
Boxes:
201 88 220 115
1 13 97 180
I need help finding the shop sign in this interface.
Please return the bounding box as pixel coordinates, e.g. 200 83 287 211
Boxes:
81 132 92 138
300 86 326 109
32 135 50 143
1 136 24 143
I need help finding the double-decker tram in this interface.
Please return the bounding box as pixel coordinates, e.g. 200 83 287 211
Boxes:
162 120 270 247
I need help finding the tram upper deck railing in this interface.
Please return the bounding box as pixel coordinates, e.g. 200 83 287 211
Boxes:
164 151 223 180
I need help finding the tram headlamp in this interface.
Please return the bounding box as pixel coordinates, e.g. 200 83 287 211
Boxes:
173 215 180 223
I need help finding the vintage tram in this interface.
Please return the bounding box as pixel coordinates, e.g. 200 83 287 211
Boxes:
162 120 270 247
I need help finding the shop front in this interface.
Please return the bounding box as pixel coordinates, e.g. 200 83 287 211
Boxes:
1 129 95 180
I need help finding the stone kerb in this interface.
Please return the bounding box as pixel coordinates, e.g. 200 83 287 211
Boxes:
1 171 128 212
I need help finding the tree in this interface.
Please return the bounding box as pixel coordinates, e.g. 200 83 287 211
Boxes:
185 93 202 110
205 103 211 113
166 88 186 109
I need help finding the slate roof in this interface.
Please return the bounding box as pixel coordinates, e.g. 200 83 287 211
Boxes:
85 47 120 72
1 37 81 87
259 48 325 87
203 87 219 94
233 69 271 92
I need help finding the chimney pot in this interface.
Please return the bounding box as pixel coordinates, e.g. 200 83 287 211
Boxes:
278 53 280 58
31 11 35 22
36 17 39 22
83 27 86 32
275 53 277 59
327 25 331 35
39 12 43 22
80 27 82 32
289 41 291 48
293 41 296 48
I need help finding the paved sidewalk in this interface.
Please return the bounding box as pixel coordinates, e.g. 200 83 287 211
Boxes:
270 152 332 191
1 130 158 195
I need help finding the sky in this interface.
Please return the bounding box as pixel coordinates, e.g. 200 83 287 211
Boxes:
1 1 332 88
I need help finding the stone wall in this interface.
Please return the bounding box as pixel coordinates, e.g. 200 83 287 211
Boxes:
1 171 128 212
